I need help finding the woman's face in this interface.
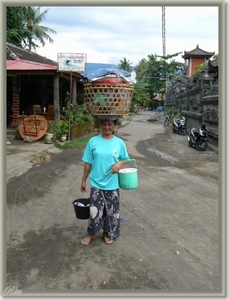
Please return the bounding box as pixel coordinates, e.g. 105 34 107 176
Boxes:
101 120 116 136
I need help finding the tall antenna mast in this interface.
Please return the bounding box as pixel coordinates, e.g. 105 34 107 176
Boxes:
162 6 166 57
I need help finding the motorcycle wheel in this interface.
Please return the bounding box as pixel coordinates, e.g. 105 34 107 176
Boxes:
179 128 187 136
164 120 169 126
196 139 207 151
188 139 192 147
172 126 176 133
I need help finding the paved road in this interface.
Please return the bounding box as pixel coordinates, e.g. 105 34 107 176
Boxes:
5 111 220 297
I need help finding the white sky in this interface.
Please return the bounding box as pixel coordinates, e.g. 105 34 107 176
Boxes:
35 6 219 66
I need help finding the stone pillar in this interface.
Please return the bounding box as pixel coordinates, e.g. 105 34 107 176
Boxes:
53 73 60 122
10 92 20 128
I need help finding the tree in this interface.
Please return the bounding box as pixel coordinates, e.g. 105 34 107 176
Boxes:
133 52 185 110
118 57 132 72
6 7 26 47
144 54 166 100
22 6 57 51
6 6 56 52
134 58 148 83
131 81 150 110
132 58 151 110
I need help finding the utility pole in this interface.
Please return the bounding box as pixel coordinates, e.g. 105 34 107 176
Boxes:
162 6 167 106
162 6 166 57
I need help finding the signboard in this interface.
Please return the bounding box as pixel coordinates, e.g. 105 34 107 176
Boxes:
57 53 87 72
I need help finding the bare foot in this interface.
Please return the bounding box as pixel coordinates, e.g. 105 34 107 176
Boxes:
102 232 113 245
81 234 93 246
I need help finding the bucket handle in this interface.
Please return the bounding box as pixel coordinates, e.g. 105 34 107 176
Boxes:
128 159 137 168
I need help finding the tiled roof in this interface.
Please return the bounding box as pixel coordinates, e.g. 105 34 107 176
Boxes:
153 95 162 100
6 42 58 66
7 59 57 71
6 42 82 80
182 45 215 59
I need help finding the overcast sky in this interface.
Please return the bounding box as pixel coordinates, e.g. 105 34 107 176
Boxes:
35 6 219 66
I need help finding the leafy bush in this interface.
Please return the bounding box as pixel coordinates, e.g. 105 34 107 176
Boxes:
166 108 173 115
47 121 58 134
58 121 68 135
62 92 93 127
47 121 68 135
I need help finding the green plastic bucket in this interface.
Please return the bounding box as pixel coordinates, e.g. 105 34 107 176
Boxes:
118 159 138 190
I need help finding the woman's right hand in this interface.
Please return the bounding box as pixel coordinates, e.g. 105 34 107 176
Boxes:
81 181 86 192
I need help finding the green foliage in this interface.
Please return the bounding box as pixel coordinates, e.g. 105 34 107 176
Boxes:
134 58 148 82
7 7 25 47
31 152 51 163
62 92 93 127
6 147 19 155
47 121 58 134
57 121 68 135
54 133 95 149
47 121 68 135
192 62 207 76
166 108 173 115
171 108 182 123
192 54 218 77
131 81 150 111
156 52 183 60
133 53 185 104
6 6 56 51
176 107 182 117
118 57 132 72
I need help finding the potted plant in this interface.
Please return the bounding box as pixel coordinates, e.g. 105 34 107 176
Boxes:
57 121 68 142
61 94 94 140
44 121 69 143
44 121 57 144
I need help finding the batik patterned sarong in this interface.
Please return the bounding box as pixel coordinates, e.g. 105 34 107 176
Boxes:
87 187 120 239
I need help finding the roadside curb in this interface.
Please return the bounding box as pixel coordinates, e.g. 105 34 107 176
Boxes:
6 141 62 183
6 115 134 182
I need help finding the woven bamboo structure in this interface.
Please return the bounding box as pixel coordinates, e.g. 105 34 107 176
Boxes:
84 83 134 115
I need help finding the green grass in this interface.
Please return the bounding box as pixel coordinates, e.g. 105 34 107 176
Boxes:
54 133 96 149
6 148 19 155
31 152 51 164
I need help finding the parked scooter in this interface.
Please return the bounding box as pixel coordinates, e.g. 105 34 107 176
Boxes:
164 113 171 126
188 124 208 151
172 116 187 135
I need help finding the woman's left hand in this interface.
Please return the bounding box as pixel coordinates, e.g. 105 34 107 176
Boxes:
111 162 122 174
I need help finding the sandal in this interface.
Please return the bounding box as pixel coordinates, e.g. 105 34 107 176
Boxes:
102 233 113 245
81 236 93 246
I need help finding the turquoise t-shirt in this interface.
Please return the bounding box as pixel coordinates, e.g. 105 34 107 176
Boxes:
82 135 130 190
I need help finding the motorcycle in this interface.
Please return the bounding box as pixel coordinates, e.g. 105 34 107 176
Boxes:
172 116 187 135
164 113 171 125
188 124 208 151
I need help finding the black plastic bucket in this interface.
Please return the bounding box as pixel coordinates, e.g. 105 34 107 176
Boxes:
72 198 90 220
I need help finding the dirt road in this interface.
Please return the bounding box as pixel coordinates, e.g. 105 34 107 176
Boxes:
5 111 220 297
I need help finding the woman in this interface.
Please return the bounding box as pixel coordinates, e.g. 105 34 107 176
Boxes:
80 115 130 246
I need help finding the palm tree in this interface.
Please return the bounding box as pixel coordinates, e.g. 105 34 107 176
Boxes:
7 7 27 47
7 6 56 52
23 6 56 51
135 58 148 83
118 57 132 72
